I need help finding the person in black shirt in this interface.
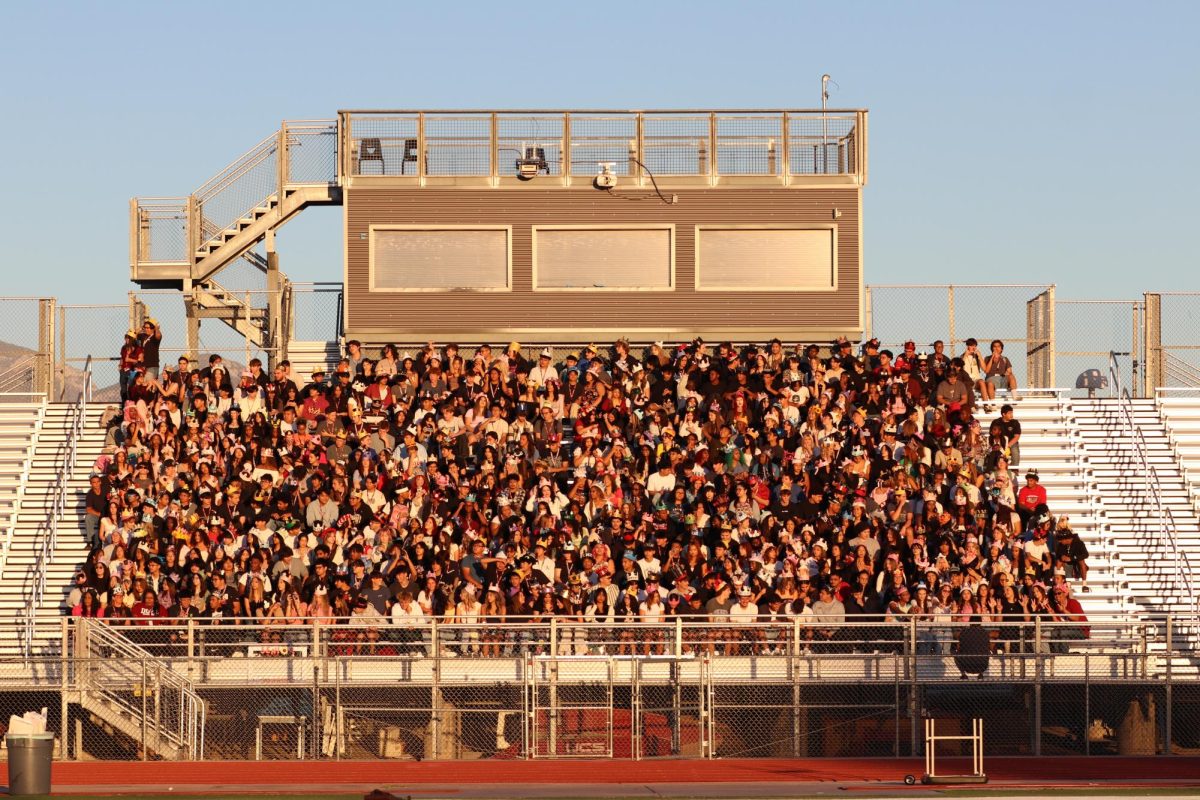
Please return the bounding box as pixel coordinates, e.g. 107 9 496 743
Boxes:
137 318 162 380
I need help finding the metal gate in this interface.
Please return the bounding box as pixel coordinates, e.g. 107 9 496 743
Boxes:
526 656 615 758
631 655 708 759
1025 287 1055 388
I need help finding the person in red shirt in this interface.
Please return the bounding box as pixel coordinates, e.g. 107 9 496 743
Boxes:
118 331 144 402
1016 470 1047 529
131 590 161 626
1049 586 1088 652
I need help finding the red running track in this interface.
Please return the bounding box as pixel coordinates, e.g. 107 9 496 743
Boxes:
3 756 1200 790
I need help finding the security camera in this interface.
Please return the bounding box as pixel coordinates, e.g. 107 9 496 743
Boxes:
594 162 617 190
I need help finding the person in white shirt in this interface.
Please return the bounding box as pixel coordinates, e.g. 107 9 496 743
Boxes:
531 542 556 583
528 349 559 390
645 459 677 500
390 590 429 654
728 586 762 655
635 546 662 580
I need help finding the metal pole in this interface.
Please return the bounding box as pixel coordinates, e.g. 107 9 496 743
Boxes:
1166 615 1173 755
1085 653 1091 756
431 650 441 760
311 664 320 760
821 75 830 174
60 617 69 759
141 658 149 760
947 285 956 353
894 652 900 757
910 617 920 756
672 660 682 756
334 657 341 761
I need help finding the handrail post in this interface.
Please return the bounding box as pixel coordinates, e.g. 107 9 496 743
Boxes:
278 122 289 198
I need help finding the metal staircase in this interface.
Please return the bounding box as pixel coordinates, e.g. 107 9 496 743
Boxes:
74 620 205 760
1074 397 1200 620
0 400 43 582
976 394 1131 618
131 121 340 364
1 398 107 658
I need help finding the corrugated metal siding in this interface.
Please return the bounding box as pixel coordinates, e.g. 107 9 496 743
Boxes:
345 187 860 336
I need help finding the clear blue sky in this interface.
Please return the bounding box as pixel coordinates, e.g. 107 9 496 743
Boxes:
1 0 1196 306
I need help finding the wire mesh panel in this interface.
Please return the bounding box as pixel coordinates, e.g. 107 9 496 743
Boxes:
1054 300 1138 395
424 115 491 177
347 114 420 176
642 114 710 176
716 114 784 176
496 114 564 177
195 133 280 250
632 657 705 758
528 657 614 758
56 304 128 402
788 112 858 175
285 121 338 185
1156 293 1200 387
569 114 638 177
0 298 50 397
866 284 1054 389
132 200 189 263
289 283 343 343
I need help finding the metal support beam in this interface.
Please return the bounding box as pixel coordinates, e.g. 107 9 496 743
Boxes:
266 231 283 370
1143 293 1162 396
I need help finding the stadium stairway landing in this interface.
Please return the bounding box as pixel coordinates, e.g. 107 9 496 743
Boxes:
0 402 107 657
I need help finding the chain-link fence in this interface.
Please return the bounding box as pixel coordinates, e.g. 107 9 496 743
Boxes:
1155 293 1200 388
7 617 1193 762
1054 299 1141 396
865 284 1054 389
0 298 53 400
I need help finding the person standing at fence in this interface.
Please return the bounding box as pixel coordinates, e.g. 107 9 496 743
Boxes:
118 330 143 402
137 318 162 381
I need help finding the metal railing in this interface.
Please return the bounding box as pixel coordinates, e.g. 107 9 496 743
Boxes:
1108 352 1198 622
78 619 205 760
341 109 867 182
0 401 43 583
21 357 90 657
0 615 1191 760
131 120 338 268
54 614 1186 668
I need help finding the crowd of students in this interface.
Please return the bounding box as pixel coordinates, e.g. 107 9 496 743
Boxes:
71 331 1089 657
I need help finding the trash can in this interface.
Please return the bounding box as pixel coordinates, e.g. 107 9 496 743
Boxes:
6 733 54 795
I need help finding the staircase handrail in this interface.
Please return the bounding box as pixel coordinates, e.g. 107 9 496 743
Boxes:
79 619 205 759
1163 352 1200 388
1109 352 1198 622
0 402 44 582
22 357 90 657
0 354 38 394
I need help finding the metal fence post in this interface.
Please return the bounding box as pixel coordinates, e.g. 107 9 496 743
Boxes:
141 658 148 761
1034 617 1042 756
947 285 956 352
1166 615 1173 755
1143 292 1162 397
1047 284 1056 388
311 663 321 760
430 649 441 760
59 617 69 759
333 656 341 761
